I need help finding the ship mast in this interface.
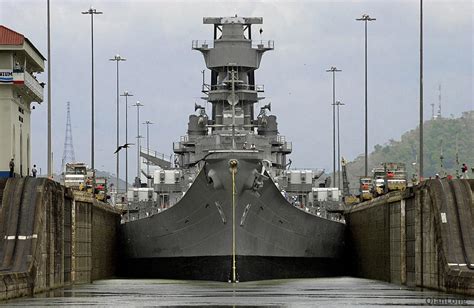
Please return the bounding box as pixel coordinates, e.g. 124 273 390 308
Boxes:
193 16 273 134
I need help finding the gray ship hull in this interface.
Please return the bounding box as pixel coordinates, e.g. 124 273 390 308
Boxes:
120 156 345 281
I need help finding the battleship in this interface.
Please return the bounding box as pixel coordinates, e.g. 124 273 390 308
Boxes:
120 16 346 282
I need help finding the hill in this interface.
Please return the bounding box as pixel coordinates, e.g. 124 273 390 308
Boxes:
344 111 474 192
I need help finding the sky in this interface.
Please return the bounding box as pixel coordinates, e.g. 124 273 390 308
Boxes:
0 0 472 180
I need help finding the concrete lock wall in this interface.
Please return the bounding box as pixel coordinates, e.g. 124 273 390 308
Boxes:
345 179 474 296
73 191 120 283
0 178 120 301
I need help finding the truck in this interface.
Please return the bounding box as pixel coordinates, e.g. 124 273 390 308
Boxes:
63 162 88 189
359 177 373 200
64 162 110 202
372 162 407 195
95 177 108 201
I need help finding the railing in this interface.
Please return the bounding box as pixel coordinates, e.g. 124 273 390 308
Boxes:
251 40 274 50
13 70 44 101
140 146 170 162
277 135 286 143
202 83 264 93
286 168 324 172
192 40 214 49
192 40 274 50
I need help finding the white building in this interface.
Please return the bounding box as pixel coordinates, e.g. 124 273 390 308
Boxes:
0 25 45 177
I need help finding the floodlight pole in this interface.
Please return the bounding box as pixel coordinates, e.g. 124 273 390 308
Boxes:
143 120 154 187
47 0 52 178
133 101 144 185
333 101 345 189
356 14 376 177
326 66 341 188
120 91 133 192
419 0 424 180
109 55 126 195
82 6 103 192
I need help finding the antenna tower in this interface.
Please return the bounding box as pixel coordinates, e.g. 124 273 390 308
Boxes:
61 102 76 172
437 84 442 118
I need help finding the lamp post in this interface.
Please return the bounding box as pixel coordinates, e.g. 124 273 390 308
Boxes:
333 100 345 189
143 120 154 187
82 6 103 190
109 55 126 195
132 101 144 186
326 66 341 188
356 14 376 177
47 0 52 178
120 91 133 193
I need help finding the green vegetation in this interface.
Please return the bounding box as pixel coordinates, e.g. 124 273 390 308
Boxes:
345 111 473 192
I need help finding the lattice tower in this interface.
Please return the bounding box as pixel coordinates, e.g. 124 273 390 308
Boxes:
61 102 76 172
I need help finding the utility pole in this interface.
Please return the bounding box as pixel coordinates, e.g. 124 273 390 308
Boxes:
120 91 133 192
132 101 144 186
143 120 154 187
109 54 126 193
326 66 341 188
356 14 376 177
82 6 103 190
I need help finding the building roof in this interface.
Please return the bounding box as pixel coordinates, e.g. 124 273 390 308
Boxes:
0 25 25 45
0 25 46 60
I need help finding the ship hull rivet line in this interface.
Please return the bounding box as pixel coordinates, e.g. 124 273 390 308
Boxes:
230 159 238 283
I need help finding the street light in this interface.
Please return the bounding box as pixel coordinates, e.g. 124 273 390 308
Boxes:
82 6 103 190
333 100 345 189
356 14 376 177
109 54 126 194
326 66 342 188
143 120 154 187
120 91 133 193
132 101 144 187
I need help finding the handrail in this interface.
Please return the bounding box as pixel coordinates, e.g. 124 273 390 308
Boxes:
14 70 44 101
202 83 264 92
251 40 274 49
192 39 274 50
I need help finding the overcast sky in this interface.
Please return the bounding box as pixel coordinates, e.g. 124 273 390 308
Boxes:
1 0 472 179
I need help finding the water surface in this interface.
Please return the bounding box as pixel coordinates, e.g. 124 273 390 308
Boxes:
2 277 472 307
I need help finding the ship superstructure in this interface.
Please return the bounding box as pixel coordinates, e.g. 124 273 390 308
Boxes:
121 16 345 282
